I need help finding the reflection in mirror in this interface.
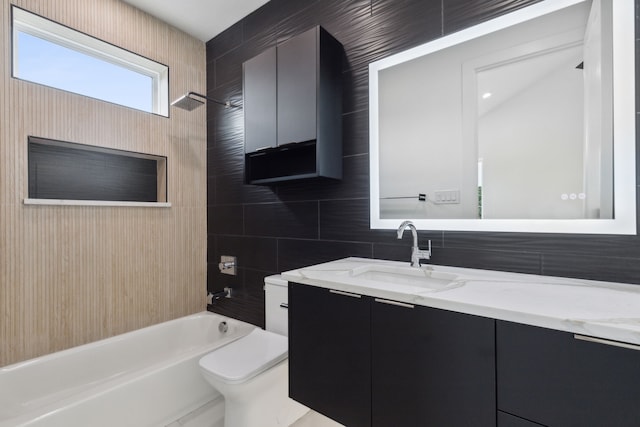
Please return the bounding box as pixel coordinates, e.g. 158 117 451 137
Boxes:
370 0 635 234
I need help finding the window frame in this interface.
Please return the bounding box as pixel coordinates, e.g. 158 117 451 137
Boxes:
11 6 169 117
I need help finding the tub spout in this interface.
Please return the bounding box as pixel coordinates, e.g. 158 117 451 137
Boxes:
207 288 232 304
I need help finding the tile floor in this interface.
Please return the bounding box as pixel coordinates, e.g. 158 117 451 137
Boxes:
290 409 344 427
166 396 343 427
165 397 224 427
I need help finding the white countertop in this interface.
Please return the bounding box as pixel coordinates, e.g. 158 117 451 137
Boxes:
282 257 640 346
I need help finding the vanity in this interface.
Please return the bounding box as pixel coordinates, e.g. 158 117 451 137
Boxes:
283 258 640 427
283 0 640 424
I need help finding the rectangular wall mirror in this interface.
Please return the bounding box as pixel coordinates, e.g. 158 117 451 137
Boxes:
369 0 636 234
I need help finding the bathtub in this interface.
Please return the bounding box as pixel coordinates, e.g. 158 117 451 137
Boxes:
0 312 255 427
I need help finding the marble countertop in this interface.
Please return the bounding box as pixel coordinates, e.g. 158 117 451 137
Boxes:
282 257 640 346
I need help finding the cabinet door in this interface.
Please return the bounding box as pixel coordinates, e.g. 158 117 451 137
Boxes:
372 299 496 427
243 46 277 153
497 321 640 426
288 283 371 427
277 27 317 145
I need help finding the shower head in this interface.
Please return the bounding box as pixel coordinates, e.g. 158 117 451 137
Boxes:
170 92 239 111
171 93 205 111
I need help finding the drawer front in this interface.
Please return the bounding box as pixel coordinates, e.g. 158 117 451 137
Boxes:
497 320 640 427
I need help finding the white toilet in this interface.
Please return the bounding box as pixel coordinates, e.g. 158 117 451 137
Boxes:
199 275 309 427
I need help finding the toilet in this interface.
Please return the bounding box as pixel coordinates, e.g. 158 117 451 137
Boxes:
199 275 309 427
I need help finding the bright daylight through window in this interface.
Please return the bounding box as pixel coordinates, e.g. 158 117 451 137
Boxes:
12 7 169 116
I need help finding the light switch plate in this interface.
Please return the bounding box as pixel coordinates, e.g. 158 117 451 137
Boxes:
434 190 460 204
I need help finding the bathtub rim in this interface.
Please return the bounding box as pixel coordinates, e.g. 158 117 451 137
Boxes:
0 311 256 426
1 311 250 372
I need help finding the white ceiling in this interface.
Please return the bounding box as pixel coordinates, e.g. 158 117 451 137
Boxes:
122 0 270 42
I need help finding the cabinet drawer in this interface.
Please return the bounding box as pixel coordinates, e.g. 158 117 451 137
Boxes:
497 320 640 426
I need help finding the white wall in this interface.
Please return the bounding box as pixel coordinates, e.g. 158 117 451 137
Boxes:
376 1 593 220
479 62 585 219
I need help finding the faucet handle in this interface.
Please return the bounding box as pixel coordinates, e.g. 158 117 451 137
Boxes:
420 240 432 260
425 239 432 256
413 240 432 266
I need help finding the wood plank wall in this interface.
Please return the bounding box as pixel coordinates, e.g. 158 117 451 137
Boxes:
0 0 207 367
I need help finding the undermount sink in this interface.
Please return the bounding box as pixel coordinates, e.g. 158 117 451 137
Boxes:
350 264 458 290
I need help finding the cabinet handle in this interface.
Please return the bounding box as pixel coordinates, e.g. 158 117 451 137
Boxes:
574 334 640 352
280 303 288 309
253 146 273 152
374 298 414 309
329 289 361 298
279 141 303 148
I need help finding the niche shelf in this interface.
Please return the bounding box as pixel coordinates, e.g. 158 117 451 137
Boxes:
26 136 169 207
245 141 319 184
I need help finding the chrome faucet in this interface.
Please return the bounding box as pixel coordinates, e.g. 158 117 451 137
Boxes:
397 220 431 267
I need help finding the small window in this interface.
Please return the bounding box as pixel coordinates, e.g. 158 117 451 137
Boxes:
12 7 169 116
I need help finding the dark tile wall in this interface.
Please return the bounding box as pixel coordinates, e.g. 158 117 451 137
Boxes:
206 0 640 327
29 138 159 202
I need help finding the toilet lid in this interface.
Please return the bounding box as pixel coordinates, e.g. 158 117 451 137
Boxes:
199 328 288 384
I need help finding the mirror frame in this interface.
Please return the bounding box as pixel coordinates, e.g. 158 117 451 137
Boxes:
369 0 636 234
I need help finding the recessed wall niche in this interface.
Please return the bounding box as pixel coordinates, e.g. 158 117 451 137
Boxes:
27 136 167 204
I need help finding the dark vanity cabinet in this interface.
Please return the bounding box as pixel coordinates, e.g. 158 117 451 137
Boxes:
288 283 371 427
289 280 640 427
372 298 496 426
497 321 640 427
288 282 496 427
243 26 342 184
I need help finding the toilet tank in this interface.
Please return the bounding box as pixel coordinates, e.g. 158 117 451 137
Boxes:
264 275 289 336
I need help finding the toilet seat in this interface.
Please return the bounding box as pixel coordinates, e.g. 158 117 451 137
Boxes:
199 328 288 384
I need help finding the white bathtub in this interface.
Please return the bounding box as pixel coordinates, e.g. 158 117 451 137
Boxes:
0 312 255 427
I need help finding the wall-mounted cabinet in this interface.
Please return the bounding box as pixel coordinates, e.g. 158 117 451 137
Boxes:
243 26 342 184
244 47 277 154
